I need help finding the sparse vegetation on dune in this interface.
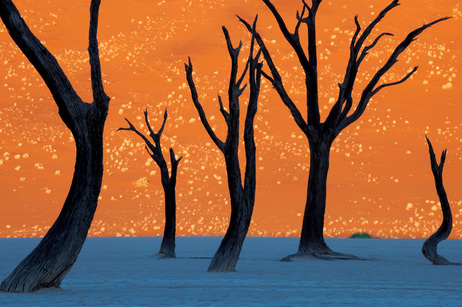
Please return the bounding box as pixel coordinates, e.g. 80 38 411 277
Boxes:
350 232 374 239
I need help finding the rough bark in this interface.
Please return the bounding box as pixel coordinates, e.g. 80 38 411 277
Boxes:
118 109 182 258
297 140 332 256
0 0 109 292
185 20 262 272
422 136 458 265
160 166 178 257
240 0 449 259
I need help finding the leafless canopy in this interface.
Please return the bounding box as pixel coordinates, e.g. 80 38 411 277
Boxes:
118 108 182 182
240 0 450 141
239 0 449 259
185 18 262 272
118 108 182 258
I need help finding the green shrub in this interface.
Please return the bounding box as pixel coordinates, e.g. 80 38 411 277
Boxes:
349 232 373 239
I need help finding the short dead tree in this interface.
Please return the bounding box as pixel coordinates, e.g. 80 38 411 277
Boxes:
240 0 449 260
185 20 262 272
0 0 110 292
118 108 182 258
422 136 459 265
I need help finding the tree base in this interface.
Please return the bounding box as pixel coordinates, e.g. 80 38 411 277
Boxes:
422 246 461 265
207 257 238 272
154 252 176 260
207 267 236 273
282 248 360 262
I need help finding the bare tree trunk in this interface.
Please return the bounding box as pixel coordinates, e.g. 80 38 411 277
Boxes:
240 0 448 260
208 204 253 271
207 151 255 272
159 177 177 257
298 141 331 255
1 114 106 292
286 139 356 260
119 110 181 258
0 0 109 292
421 136 458 265
185 20 261 272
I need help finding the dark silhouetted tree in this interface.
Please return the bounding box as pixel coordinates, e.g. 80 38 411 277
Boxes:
422 136 458 265
185 20 262 272
0 0 109 292
118 108 182 258
240 0 449 260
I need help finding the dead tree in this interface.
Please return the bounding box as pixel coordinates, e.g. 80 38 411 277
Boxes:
118 109 182 258
240 0 449 260
422 136 458 265
0 0 109 292
185 20 262 272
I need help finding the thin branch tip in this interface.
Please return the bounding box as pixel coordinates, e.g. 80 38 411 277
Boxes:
185 56 193 70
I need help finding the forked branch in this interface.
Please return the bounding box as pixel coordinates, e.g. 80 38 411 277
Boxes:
119 108 181 258
327 0 411 130
118 108 180 171
243 16 263 196
335 16 450 133
89 0 109 108
185 25 254 152
261 0 320 127
0 0 83 129
261 0 310 71
422 136 458 265
186 16 262 272
238 15 312 139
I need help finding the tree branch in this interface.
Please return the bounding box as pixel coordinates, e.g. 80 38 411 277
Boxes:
217 94 230 122
262 0 320 126
261 70 275 84
371 66 418 96
354 0 400 54
236 56 250 90
222 26 244 128
294 4 307 37
88 0 109 109
357 32 394 66
184 57 225 151
158 108 168 137
169 148 183 186
422 135 454 265
144 107 167 145
337 16 450 132
244 16 262 195
118 109 181 184
117 118 161 161
0 0 83 129
426 135 447 179
325 1 399 131
238 15 312 138
261 0 310 71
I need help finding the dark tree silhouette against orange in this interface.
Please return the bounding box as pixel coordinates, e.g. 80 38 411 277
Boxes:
240 0 449 260
422 136 459 265
0 0 109 292
118 109 182 258
185 19 262 272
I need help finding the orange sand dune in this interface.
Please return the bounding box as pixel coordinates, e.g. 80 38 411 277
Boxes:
0 0 461 239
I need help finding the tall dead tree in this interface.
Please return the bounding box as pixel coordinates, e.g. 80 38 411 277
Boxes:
118 109 182 258
422 136 458 265
185 20 262 272
0 0 109 292
240 0 449 260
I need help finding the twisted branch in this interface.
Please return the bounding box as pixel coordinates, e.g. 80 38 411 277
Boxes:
422 136 457 265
